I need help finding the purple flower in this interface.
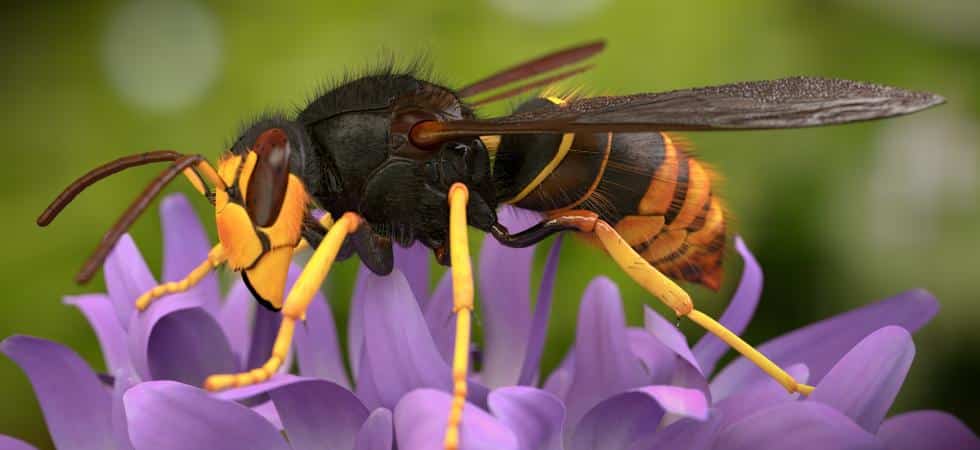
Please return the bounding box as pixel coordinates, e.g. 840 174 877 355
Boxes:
3 196 977 450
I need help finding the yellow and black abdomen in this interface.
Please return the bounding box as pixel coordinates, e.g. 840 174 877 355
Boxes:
493 97 726 290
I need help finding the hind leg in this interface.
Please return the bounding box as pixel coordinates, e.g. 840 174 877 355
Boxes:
527 211 814 395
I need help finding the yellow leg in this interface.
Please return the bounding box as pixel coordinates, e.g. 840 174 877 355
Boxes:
591 219 814 396
444 183 474 450
203 212 361 391
135 244 226 311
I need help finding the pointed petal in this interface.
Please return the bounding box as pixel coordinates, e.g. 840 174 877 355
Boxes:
294 277 350 388
564 277 648 432
1 336 115 450
104 234 156 327
478 230 534 388
64 294 131 374
715 363 809 429
692 236 762 375
423 273 456 363
711 289 937 400
160 194 221 315
518 236 563 385
488 387 565 450
0 436 36 450
542 367 572 402
110 370 138 450
628 328 676 385
569 386 709 450
810 326 915 432
354 409 394 450
356 270 487 410
251 401 284 430
218 280 254 366
348 267 371 377
394 242 431 305
716 401 882 450
269 379 369 450
643 306 704 376
124 381 289 450
394 389 519 450
877 411 980 450
130 302 238 385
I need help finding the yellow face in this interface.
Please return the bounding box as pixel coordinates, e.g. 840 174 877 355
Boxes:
214 142 308 309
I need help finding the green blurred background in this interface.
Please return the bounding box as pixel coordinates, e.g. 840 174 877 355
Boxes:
2 0 978 447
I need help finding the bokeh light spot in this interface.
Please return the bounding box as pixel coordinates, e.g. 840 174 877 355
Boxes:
102 0 222 112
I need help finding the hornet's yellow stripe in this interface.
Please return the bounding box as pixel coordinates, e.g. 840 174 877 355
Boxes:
504 95 575 205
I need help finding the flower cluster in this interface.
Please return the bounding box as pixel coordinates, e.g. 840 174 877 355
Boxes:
1 193 976 450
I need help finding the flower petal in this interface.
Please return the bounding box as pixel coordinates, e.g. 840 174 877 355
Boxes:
104 234 156 327
569 386 709 450
348 267 372 377
497 205 544 231
269 379 369 450
0 436 36 450
251 401 284 430
877 411 980 450
628 328 676 385
692 236 762 375
564 277 648 433
219 280 254 365
294 279 350 389
394 389 519 450
423 273 456 363
638 414 722 450
542 368 572 401
354 408 394 450
488 386 565 450
715 363 809 429
711 289 937 400
1 336 115 450
110 370 139 450
716 401 882 450
478 229 534 388
810 326 915 432
245 303 283 370
643 307 710 398
517 236 563 386
124 381 290 450
356 270 487 410
213 374 310 402
64 294 131 374
160 194 221 315
394 242 431 305
131 302 238 385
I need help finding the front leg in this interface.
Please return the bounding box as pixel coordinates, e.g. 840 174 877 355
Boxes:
203 212 362 391
135 244 226 311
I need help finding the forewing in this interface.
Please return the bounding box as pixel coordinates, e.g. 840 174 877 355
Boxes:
412 77 944 146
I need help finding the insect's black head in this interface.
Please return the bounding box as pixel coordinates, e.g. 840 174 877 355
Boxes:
215 117 314 309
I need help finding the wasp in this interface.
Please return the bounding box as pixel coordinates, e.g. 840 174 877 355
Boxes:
37 41 943 449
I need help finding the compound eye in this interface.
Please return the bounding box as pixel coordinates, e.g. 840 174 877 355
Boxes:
246 128 291 227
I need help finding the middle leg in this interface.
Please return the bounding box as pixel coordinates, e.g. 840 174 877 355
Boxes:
203 212 362 391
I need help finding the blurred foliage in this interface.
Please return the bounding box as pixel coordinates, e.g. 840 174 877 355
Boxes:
1 0 978 447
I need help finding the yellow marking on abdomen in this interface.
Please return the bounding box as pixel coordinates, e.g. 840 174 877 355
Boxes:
637 133 679 215
614 215 666 247
667 159 711 230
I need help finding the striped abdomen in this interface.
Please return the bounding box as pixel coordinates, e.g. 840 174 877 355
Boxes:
494 112 726 290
